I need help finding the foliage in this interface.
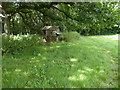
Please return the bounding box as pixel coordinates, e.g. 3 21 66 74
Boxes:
2 34 42 54
60 31 80 42
99 25 120 35
2 35 118 88
1 2 120 35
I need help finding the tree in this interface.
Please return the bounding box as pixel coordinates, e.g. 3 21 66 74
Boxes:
1 2 120 35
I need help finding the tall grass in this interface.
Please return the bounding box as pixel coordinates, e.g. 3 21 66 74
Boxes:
2 34 43 54
2 34 118 88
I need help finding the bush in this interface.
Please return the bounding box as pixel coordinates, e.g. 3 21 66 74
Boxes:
2 33 43 54
60 31 80 42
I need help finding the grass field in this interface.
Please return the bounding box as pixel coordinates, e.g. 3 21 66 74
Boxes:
2 34 118 88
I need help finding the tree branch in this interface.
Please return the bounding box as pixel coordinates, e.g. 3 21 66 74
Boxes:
52 6 81 22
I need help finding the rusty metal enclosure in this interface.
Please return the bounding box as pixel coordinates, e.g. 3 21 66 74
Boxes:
42 26 61 42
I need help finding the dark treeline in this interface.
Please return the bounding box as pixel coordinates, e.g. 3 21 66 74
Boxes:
1 2 120 35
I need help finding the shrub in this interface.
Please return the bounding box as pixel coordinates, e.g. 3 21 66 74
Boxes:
2 34 43 54
60 31 80 42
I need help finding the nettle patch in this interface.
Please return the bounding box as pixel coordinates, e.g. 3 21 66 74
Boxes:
2 34 42 54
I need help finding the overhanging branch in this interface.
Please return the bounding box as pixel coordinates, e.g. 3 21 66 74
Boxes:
52 6 82 22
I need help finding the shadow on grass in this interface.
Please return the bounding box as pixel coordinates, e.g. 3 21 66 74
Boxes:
2 39 118 88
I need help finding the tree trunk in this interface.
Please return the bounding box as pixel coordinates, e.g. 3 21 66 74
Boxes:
2 2 11 34
4 15 10 34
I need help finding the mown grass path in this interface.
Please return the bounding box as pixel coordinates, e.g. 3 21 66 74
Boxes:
2 35 118 88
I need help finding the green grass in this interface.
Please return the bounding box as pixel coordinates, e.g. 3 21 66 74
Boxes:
2 34 118 88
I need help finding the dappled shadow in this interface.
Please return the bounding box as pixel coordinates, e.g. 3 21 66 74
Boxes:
2 54 49 88
66 58 118 88
3 48 118 88
2 35 118 88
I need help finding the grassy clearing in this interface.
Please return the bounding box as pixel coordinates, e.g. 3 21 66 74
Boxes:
2 34 118 88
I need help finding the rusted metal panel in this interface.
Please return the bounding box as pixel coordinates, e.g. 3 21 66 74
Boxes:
42 26 61 42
